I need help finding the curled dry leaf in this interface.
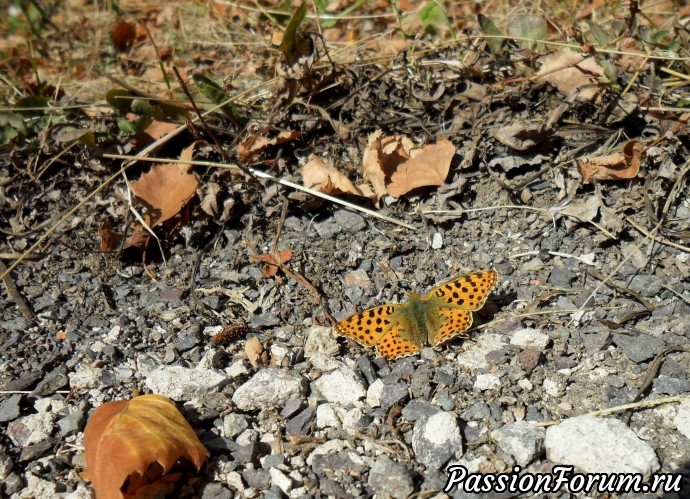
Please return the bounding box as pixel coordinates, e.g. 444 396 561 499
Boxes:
366 134 455 198
386 139 455 197
83 394 209 499
362 131 388 199
536 48 609 102
130 142 199 227
98 219 123 253
237 130 300 162
249 248 293 278
577 140 643 181
299 155 366 197
362 132 454 198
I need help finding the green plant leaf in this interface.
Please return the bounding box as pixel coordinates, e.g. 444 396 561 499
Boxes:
106 89 135 115
419 1 450 36
508 15 547 51
478 14 503 53
192 74 245 123
588 21 613 46
279 2 308 64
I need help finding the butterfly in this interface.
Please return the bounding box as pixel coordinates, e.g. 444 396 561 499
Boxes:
335 270 498 360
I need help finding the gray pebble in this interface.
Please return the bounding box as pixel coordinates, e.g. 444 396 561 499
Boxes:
233 369 306 411
613 333 662 363
412 411 463 469
249 313 281 328
223 413 249 438
0 394 22 423
380 382 409 410
242 468 271 489
627 274 662 297
491 422 545 466
286 406 316 436
334 209 366 232
401 400 441 422
368 456 414 499
548 267 577 287
652 376 690 396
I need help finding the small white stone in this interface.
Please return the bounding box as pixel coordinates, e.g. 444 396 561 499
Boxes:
145 366 226 402
232 369 306 411
674 398 690 439
491 421 545 466
366 379 385 407
517 379 533 391
313 368 365 405
236 429 258 446
474 374 501 391
456 334 506 370
270 467 293 494
509 328 550 349
69 363 102 390
270 344 289 364
431 232 443 249
309 353 345 372
226 471 244 491
7 413 54 446
542 377 563 397
316 403 343 429
303 326 340 357
225 360 250 378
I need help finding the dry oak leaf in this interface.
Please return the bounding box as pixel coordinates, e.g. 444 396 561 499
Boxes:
237 130 300 162
385 138 455 197
536 48 610 102
577 140 643 181
249 248 293 278
83 394 209 499
130 142 199 227
362 130 388 199
299 155 367 197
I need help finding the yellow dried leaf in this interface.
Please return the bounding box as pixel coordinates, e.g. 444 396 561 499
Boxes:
83 394 209 499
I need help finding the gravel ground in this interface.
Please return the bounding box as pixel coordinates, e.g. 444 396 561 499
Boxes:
2 18 690 499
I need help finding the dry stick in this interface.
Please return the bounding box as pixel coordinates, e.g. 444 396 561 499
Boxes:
622 346 690 424
274 198 338 325
0 260 36 320
169 65 257 183
103 153 416 230
535 395 686 428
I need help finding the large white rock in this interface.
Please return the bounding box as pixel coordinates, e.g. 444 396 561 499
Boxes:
232 368 306 411
545 415 659 480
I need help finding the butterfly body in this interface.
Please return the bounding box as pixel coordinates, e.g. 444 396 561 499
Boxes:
335 270 498 360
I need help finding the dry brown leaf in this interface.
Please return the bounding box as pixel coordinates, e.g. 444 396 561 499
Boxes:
111 21 137 51
362 133 454 198
299 155 366 197
249 248 293 278
98 219 123 253
536 48 609 101
83 394 209 499
237 130 300 162
244 336 265 369
130 143 199 227
362 131 388 199
577 140 643 181
386 139 455 197
142 120 180 141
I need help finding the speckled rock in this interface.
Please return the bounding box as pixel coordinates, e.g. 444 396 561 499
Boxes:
412 411 462 469
545 415 660 480
232 369 306 411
